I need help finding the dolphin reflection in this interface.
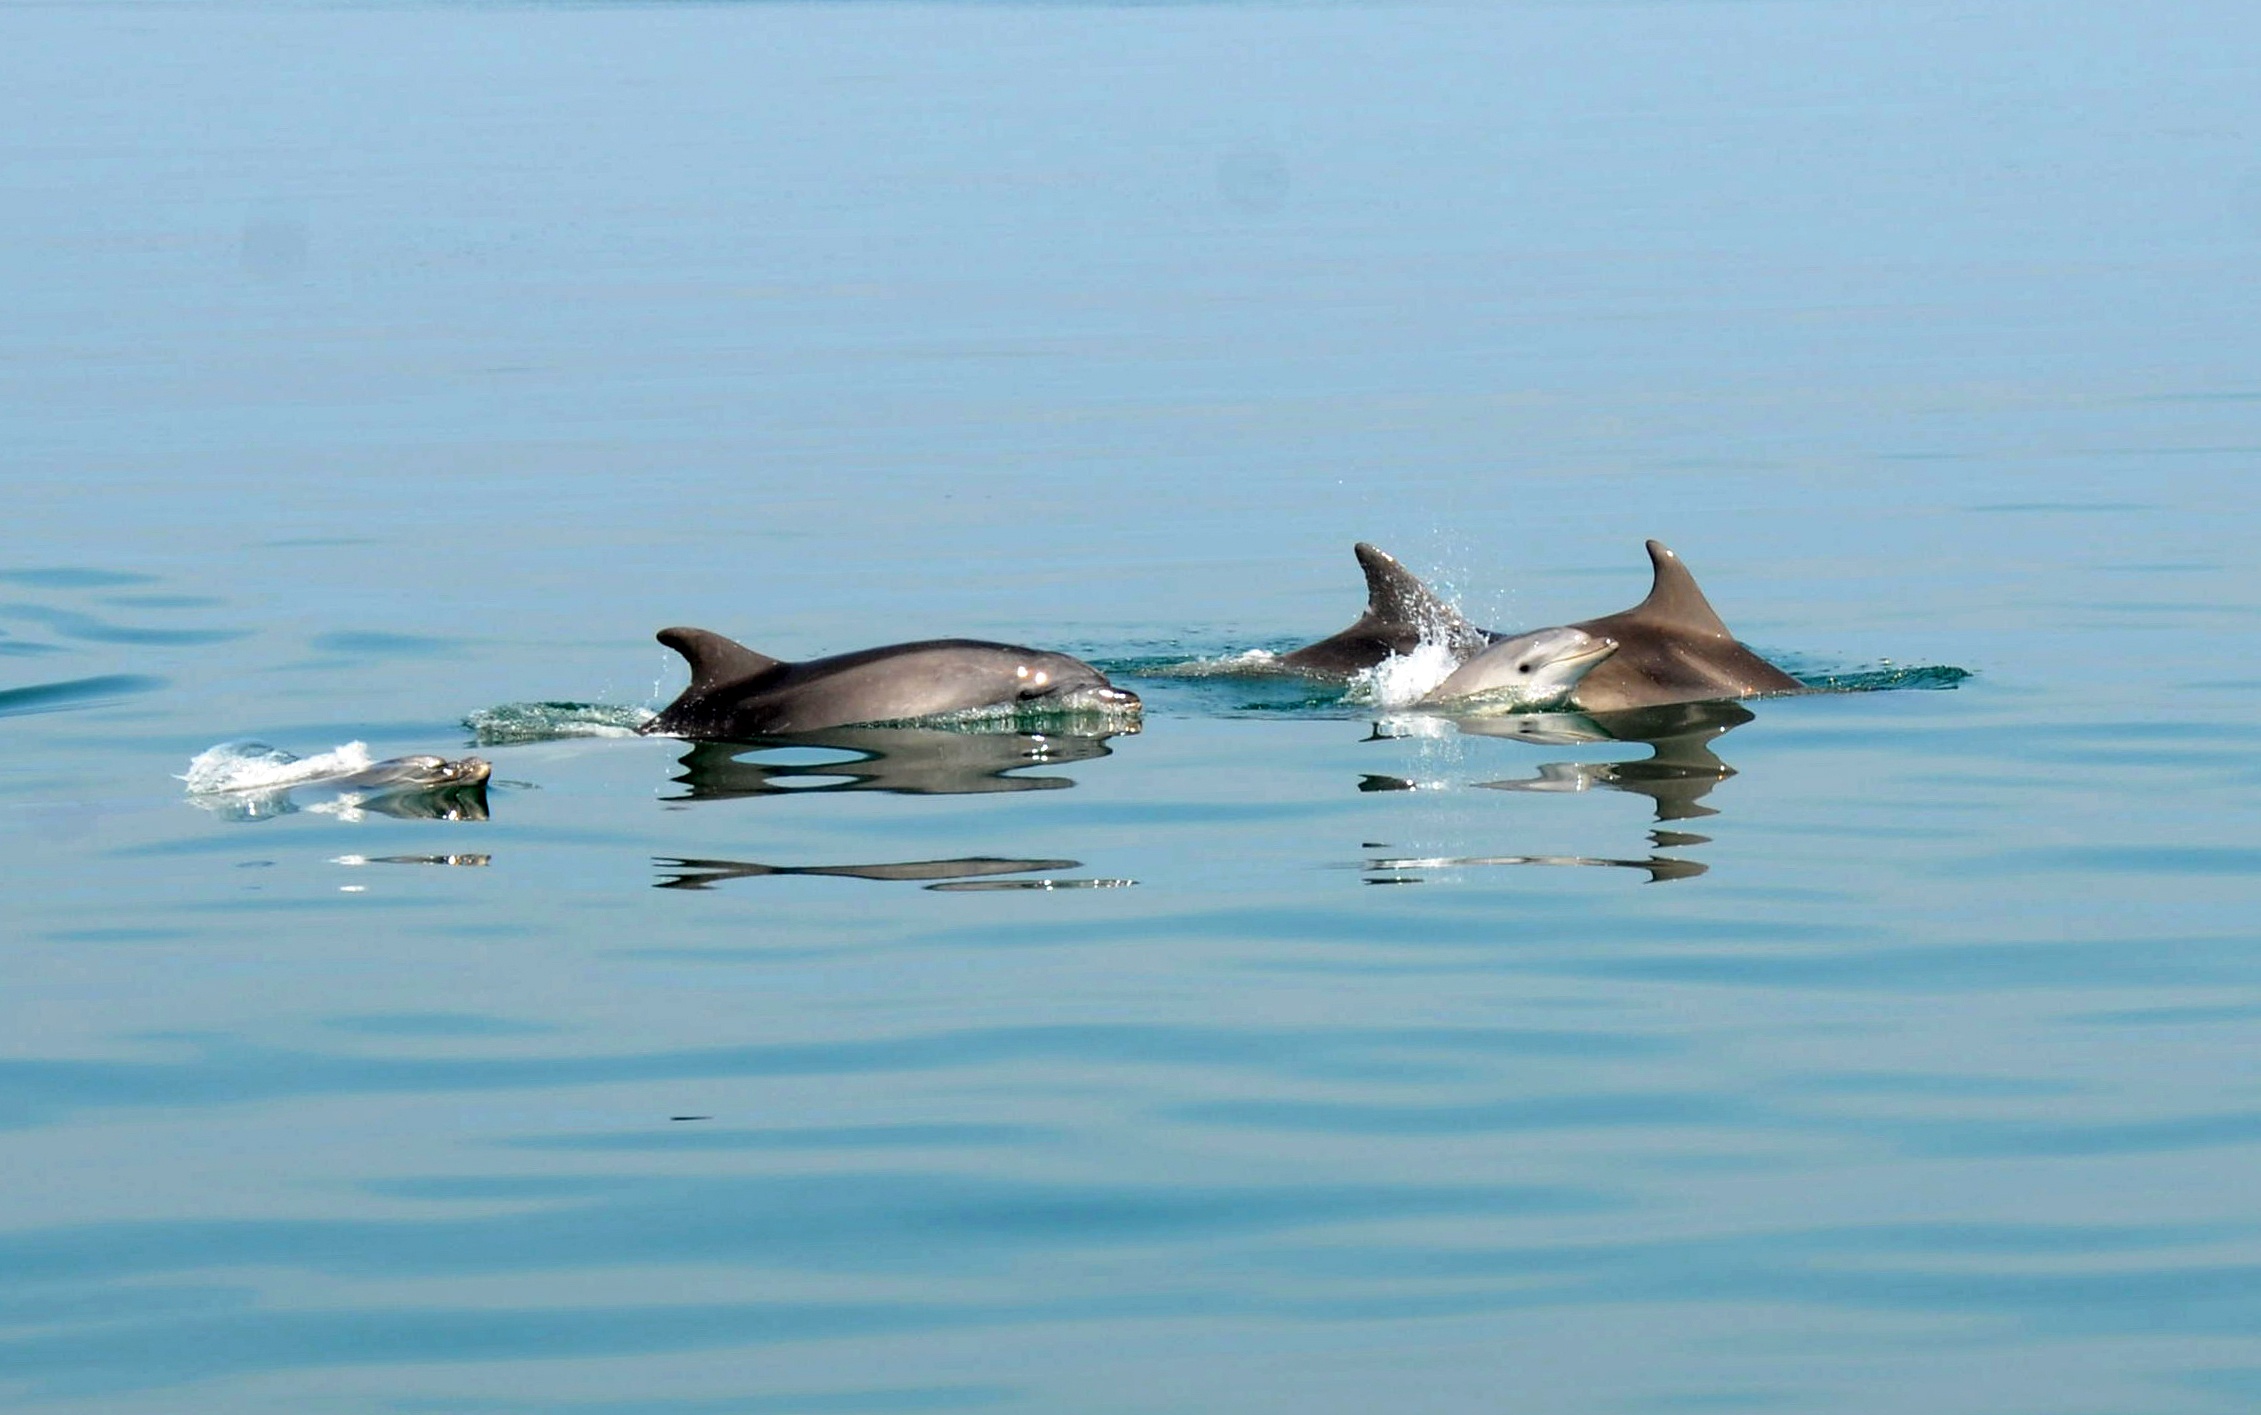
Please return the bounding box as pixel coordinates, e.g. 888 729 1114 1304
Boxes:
655 856 1132 892
1360 700 1757 884
664 725 1130 800
1464 701 1752 823
1360 848 1708 885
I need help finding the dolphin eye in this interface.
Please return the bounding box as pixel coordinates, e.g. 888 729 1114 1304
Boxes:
1518 663 1533 674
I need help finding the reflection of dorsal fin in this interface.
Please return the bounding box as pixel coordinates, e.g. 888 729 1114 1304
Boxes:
656 627 783 694
1354 543 1477 641
1626 541 1733 639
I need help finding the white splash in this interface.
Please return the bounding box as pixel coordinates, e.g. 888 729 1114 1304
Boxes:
464 702 654 744
180 740 374 795
1345 639 1464 709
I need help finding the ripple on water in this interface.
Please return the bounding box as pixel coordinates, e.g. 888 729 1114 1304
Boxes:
0 673 165 719
0 568 160 589
0 603 243 647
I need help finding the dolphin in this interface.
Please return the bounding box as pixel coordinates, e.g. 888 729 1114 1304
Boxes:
184 749 492 823
1415 626 1619 710
640 628 1141 740
1282 540 1800 712
333 755 493 792
1278 543 1492 678
1558 541 1802 712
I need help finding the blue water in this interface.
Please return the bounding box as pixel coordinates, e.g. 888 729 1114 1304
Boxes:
5 0 2261 1410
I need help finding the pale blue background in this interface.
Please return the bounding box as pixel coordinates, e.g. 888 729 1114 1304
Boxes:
3 2 2259 1411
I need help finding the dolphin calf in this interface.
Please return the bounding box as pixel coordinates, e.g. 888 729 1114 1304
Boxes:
640 627 1141 739
1416 626 1619 710
1558 541 1802 712
1279 543 1493 678
183 745 492 823
1279 540 1798 714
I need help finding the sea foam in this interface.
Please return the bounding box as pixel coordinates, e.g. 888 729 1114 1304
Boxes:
180 740 373 795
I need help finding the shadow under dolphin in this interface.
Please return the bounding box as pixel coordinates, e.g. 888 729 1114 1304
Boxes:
663 724 1131 800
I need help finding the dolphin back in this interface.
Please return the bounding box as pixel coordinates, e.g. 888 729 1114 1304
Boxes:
656 627 785 694
1615 541 1735 639
1281 543 1490 677
1568 542 1803 710
644 636 1129 739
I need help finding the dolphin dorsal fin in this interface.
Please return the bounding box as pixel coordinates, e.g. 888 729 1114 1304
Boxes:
656 627 783 693
1354 543 1477 641
1627 541 1733 639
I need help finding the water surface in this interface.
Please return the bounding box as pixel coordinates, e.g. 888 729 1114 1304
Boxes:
3 1 2259 1411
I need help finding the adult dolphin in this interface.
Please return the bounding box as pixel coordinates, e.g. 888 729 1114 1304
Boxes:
639 628 1140 740
1561 541 1802 712
1279 543 1493 678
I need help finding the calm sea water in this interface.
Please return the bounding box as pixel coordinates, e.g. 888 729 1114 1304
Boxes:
5 1 2260 1411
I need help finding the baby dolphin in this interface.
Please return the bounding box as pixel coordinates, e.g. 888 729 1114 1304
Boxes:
334 755 494 791
1561 541 1802 712
641 628 1140 739
1417 626 1619 710
1279 543 1493 678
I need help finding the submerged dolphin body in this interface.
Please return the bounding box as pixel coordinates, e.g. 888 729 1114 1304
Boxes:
1417 626 1619 710
184 746 492 823
1279 543 1493 679
640 628 1141 740
332 755 494 792
1560 542 1803 712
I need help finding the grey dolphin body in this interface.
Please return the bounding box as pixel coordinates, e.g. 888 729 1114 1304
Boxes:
1279 543 1493 678
640 628 1141 740
1560 542 1803 712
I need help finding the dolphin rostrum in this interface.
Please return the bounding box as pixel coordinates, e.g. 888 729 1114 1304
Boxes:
1278 543 1493 678
1559 541 1802 712
639 628 1141 740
